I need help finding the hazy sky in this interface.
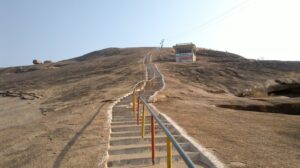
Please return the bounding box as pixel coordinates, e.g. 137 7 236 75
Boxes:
1 0 299 67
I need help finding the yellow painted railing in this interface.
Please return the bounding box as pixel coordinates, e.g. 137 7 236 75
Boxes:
167 137 172 168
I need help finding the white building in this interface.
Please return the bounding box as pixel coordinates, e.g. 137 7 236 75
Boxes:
173 43 196 62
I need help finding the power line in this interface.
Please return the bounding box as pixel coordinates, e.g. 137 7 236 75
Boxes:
165 0 257 41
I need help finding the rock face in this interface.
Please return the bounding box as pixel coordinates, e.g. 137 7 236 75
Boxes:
156 48 300 98
0 90 41 100
237 78 300 97
153 48 300 168
1 47 300 168
266 78 300 97
0 47 149 168
236 86 267 97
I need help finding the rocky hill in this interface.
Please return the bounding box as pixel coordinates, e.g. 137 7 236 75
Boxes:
0 48 147 167
0 47 299 168
153 48 300 168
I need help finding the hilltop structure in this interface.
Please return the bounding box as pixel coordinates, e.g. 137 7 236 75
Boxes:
173 43 196 62
32 59 42 65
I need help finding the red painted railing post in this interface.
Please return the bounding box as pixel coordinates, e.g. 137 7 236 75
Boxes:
151 115 155 164
132 92 136 115
137 96 140 125
137 96 140 112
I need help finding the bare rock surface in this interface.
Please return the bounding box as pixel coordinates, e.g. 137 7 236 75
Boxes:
0 48 150 168
1 47 300 168
152 48 300 168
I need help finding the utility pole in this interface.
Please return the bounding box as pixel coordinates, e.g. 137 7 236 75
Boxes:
160 39 165 48
159 39 165 60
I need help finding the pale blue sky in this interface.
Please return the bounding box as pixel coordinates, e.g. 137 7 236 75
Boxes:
1 0 299 67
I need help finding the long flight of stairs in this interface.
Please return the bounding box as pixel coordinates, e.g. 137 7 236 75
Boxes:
107 95 205 168
106 60 208 167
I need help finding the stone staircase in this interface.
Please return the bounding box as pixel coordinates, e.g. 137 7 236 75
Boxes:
107 95 205 168
106 60 211 167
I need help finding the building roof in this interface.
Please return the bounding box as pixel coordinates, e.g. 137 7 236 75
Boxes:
173 43 196 49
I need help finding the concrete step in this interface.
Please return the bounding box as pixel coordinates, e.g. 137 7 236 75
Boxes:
109 142 197 155
112 112 165 117
111 121 138 126
113 106 130 110
107 150 201 167
112 113 164 119
112 115 165 121
110 130 180 138
110 135 188 146
111 119 169 126
111 118 157 124
113 101 131 105
112 115 153 122
109 160 204 168
111 123 172 132
112 113 136 117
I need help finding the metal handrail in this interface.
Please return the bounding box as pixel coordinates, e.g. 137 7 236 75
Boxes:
132 55 195 167
139 96 196 168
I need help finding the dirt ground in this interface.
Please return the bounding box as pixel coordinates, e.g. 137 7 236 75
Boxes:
0 48 148 168
152 49 300 168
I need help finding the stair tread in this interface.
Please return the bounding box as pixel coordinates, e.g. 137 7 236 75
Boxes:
107 151 203 167
109 160 204 168
109 142 193 154
110 135 180 141
108 150 198 161
111 121 168 125
111 123 169 128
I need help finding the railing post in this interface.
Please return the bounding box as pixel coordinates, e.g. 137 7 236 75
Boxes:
137 97 140 125
132 92 136 117
139 97 196 168
167 137 172 168
151 115 155 164
141 104 145 138
137 96 140 112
